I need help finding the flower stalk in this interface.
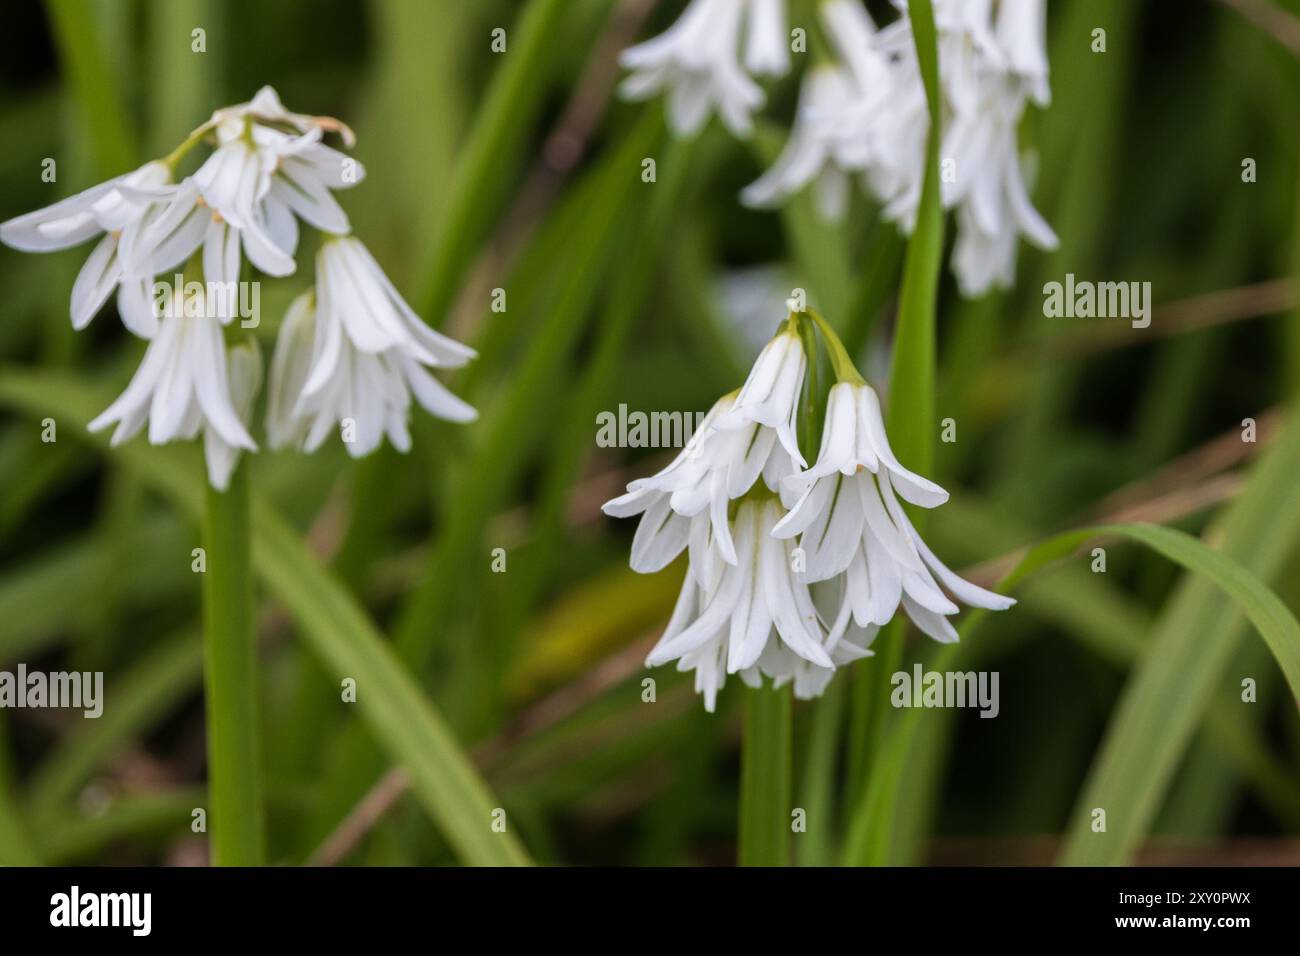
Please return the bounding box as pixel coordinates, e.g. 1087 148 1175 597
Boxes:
739 683 791 866
200 458 264 865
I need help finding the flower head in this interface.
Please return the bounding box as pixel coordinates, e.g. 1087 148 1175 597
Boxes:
646 498 836 711
87 286 258 489
266 239 477 458
0 87 474 488
0 160 174 334
605 312 1015 710
619 0 790 138
740 64 863 221
126 92 365 291
773 381 1012 643
734 0 1058 296
602 323 806 570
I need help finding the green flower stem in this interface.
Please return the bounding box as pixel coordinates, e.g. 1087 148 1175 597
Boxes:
738 684 792 866
850 0 944 819
805 309 865 385
200 459 264 865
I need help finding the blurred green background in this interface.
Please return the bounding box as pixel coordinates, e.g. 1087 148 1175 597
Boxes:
0 0 1298 866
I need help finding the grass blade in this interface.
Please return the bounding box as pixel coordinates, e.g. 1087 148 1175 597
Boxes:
415 0 577 318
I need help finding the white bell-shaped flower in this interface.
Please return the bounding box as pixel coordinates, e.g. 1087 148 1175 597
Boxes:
88 285 258 487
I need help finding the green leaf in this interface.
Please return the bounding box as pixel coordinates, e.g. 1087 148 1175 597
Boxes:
0 722 42 865
885 0 943 476
844 501 1300 865
415 0 579 318
44 0 135 176
0 368 532 867
1060 405 1300 865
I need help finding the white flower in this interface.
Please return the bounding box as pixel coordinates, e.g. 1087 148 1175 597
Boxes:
745 0 790 76
210 85 358 148
87 286 258 487
995 0 1050 106
620 0 789 138
773 381 1014 642
0 87 471 489
0 160 173 335
646 498 835 712
602 326 807 571
942 72 1058 295
125 99 364 297
743 0 1058 294
266 240 477 458
717 326 806 469
741 65 862 220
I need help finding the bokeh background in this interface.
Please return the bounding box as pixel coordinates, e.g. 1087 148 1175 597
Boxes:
0 0 1298 866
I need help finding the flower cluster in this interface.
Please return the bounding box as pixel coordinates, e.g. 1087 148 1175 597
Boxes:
0 86 476 489
603 313 1013 710
621 0 1057 296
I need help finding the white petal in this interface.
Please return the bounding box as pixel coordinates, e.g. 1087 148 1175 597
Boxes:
857 385 949 506
902 594 960 643
115 277 160 338
402 356 477 423
69 234 121 329
630 495 691 573
191 316 257 449
0 177 123 252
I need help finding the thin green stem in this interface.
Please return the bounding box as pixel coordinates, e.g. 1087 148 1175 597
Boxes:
201 460 264 865
847 0 944 838
806 309 865 385
738 684 791 866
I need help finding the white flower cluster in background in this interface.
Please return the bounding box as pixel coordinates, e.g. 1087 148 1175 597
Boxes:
621 0 1057 296
603 314 1014 710
0 87 476 489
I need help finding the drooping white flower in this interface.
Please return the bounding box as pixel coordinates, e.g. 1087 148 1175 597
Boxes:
741 64 863 221
87 286 258 487
995 0 1050 106
124 93 364 299
871 0 1056 292
0 160 173 335
941 71 1058 295
602 325 806 570
717 326 807 470
266 240 477 458
745 0 790 76
0 86 470 489
645 498 836 712
773 381 1014 643
619 0 790 138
